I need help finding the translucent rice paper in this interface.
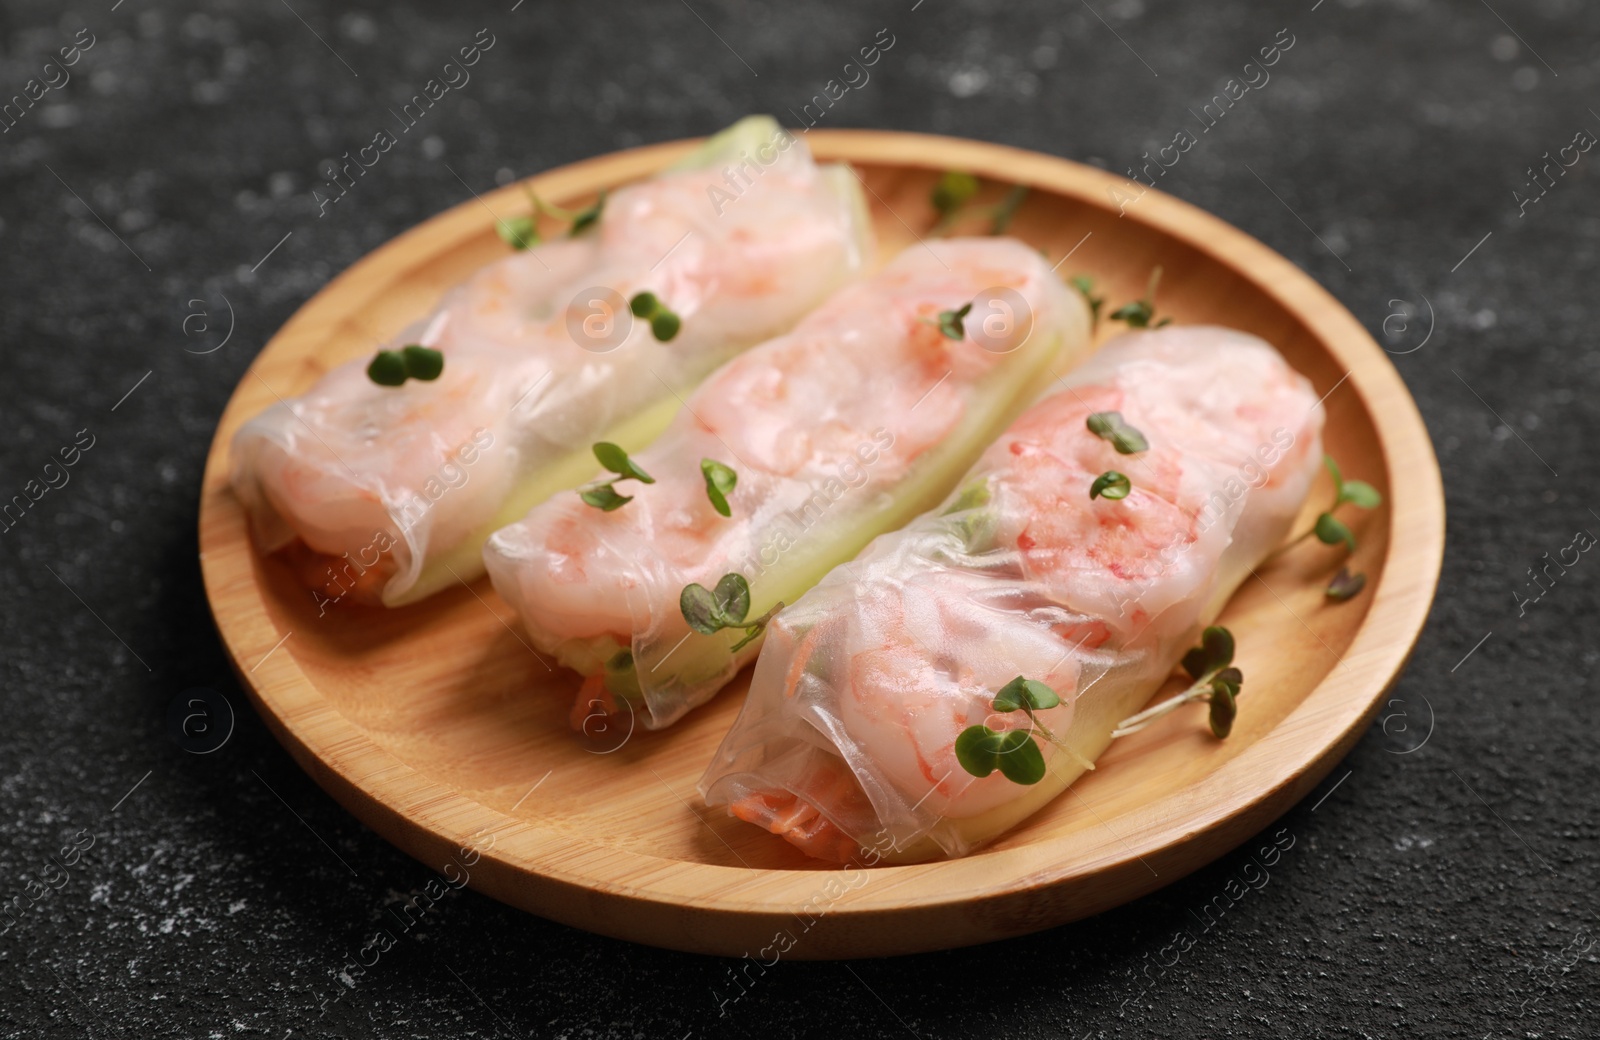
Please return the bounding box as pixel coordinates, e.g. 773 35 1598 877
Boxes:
230 116 873 608
484 238 1092 730
700 326 1327 863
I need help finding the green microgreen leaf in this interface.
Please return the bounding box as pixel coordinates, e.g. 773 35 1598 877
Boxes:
679 582 725 635
1208 682 1238 738
1086 411 1149 455
496 215 539 251
1202 626 1235 670
569 190 606 236
366 350 408 387
954 726 1047 785
701 458 737 517
932 171 979 218
650 311 681 342
993 730 1047 784
400 344 444 381
629 291 682 342
369 345 446 386
1314 512 1356 552
992 676 1061 714
593 442 654 484
579 442 654 510
1326 567 1367 601
955 725 1000 778
1181 626 1235 679
1110 265 1167 329
1323 455 1379 508
935 301 973 340
679 573 777 651
1109 300 1154 327
579 484 632 511
1090 471 1131 500
1323 453 1343 490
712 573 751 625
1069 275 1105 328
1339 480 1382 510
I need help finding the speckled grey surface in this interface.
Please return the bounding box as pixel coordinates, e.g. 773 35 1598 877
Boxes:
2 0 1597 1037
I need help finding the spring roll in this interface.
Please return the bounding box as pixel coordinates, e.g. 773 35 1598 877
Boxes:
230 116 872 607
700 326 1326 862
484 238 1093 729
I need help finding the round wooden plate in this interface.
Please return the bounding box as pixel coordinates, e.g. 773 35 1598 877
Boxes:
199 130 1445 958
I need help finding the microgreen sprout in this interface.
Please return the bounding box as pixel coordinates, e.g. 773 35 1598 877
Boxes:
366 344 445 387
1112 626 1244 739
498 187 607 250
577 441 655 511
1273 455 1383 600
629 291 682 342
955 677 1057 785
1086 411 1149 454
955 676 1092 785
929 172 1030 235
701 458 737 517
923 301 972 340
1109 266 1173 329
679 572 782 652
1069 275 1105 329
1090 471 1131 500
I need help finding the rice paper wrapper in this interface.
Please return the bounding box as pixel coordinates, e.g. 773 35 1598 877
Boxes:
700 326 1328 862
230 116 873 607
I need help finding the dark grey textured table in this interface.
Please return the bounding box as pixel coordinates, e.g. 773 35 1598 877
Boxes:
2 1 1595 1036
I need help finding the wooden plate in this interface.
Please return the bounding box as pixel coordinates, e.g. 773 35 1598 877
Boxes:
199 131 1445 958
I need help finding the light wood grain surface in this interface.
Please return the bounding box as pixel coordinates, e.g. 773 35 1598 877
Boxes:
197 130 1446 958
